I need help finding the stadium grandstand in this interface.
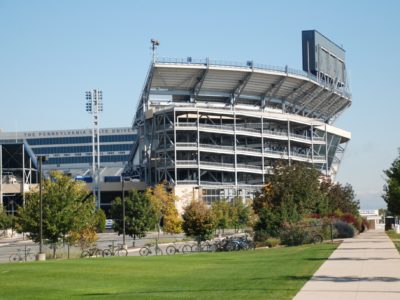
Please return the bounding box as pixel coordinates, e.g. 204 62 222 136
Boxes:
0 127 141 214
124 30 352 208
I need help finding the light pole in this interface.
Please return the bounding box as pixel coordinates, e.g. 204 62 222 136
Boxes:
85 89 103 208
121 177 126 248
37 155 48 261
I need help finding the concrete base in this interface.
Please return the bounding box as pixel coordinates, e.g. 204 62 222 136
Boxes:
36 253 46 261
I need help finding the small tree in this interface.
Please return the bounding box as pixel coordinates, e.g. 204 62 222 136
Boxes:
211 199 230 234
182 200 216 243
0 209 13 232
145 182 182 236
16 171 97 257
383 149 400 216
229 198 251 232
111 190 155 246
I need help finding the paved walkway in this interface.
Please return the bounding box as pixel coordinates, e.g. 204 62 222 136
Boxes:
294 229 400 300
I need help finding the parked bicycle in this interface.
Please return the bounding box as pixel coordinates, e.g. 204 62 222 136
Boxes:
191 240 215 253
139 243 163 256
103 243 128 257
306 231 323 244
81 247 102 258
165 241 193 255
9 247 35 262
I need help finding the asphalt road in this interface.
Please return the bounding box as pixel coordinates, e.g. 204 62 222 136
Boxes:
0 231 187 263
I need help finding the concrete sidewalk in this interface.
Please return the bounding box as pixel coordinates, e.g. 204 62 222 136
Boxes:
294 229 400 300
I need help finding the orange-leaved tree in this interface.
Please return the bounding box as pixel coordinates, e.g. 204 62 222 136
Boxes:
145 182 182 237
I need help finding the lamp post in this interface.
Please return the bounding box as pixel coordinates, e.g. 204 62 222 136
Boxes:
37 155 48 261
85 89 103 208
121 177 126 248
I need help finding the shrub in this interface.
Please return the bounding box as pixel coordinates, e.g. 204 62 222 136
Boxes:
279 224 308 246
254 230 270 242
265 237 280 248
333 220 355 238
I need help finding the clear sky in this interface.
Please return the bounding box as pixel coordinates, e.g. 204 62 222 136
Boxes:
1 0 399 209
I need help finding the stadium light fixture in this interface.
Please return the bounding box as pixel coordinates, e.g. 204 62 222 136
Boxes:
151 39 160 63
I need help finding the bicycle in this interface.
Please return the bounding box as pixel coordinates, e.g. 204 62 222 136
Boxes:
9 248 35 262
165 241 193 255
308 231 323 244
103 243 128 257
81 247 102 258
139 243 163 256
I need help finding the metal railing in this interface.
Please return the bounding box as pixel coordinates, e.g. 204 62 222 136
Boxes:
155 57 351 98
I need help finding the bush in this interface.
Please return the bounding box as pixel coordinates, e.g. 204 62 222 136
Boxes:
279 224 308 246
265 237 280 248
254 230 270 242
333 220 355 238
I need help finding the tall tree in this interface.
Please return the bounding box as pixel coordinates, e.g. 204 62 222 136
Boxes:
16 171 97 255
111 190 155 244
383 149 400 215
253 163 323 239
323 180 359 215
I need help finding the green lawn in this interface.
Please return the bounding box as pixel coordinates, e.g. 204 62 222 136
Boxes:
0 244 337 300
387 230 400 253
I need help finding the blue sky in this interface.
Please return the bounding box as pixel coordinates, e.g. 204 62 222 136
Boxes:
1 0 399 209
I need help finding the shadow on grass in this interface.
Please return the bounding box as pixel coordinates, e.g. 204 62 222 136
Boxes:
305 257 399 261
81 287 299 297
289 275 400 283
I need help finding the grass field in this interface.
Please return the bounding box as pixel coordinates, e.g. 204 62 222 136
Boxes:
0 243 337 300
387 230 400 253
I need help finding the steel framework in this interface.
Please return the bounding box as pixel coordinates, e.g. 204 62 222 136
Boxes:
125 57 351 203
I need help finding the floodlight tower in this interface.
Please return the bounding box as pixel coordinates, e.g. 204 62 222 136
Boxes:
85 89 103 208
151 39 160 63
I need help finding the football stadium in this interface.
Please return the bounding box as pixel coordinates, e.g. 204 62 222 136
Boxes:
123 30 351 207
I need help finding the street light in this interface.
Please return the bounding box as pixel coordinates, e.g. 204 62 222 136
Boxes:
37 155 48 261
121 176 131 250
121 177 126 248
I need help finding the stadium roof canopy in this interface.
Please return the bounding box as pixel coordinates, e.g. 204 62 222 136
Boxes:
137 58 351 124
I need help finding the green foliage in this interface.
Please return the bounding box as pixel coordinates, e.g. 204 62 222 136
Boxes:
146 182 182 234
333 220 355 238
279 224 308 246
110 190 156 240
0 210 13 230
229 198 252 232
253 162 359 239
211 199 230 231
321 179 359 215
182 200 216 242
94 209 106 233
383 149 400 215
16 171 97 245
265 237 281 248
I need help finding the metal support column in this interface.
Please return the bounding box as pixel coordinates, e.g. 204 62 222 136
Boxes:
173 108 177 185
234 110 237 188
287 120 291 165
163 113 167 181
0 145 2 208
197 110 200 186
311 124 314 165
325 123 329 176
261 115 265 183
22 143 25 206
